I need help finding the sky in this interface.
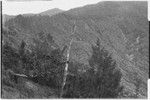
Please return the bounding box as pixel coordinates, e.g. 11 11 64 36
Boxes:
2 0 101 15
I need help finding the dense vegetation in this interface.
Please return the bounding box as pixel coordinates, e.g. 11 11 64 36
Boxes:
2 1 148 98
63 40 123 98
2 33 123 98
2 36 64 87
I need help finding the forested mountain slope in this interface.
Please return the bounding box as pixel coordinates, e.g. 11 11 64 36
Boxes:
2 1 149 98
40 8 64 16
3 8 63 24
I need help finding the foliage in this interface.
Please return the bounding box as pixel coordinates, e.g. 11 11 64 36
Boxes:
2 35 65 89
63 39 123 98
131 72 143 98
2 42 20 71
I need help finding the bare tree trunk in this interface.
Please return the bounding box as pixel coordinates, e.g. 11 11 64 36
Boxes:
60 39 73 97
7 69 28 78
60 22 76 97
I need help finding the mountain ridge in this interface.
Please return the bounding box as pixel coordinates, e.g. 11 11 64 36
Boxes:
2 8 64 23
39 8 64 16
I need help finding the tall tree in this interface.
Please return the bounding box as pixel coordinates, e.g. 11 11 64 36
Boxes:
88 38 123 98
63 38 123 98
60 21 77 97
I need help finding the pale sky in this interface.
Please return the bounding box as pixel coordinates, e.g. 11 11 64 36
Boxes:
2 0 102 15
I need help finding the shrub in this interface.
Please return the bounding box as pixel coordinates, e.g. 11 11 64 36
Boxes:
2 38 65 89
27 41 65 88
2 42 20 71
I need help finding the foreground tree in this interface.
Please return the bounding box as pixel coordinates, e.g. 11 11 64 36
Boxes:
60 21 77 97
2 36 66 88
63 39 123 98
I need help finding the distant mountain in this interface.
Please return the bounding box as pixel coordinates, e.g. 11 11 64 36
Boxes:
40 8 64 16
2 1 149 98
66 1 147 18
3 14 15 24
2 8 63 24
22 13 35 17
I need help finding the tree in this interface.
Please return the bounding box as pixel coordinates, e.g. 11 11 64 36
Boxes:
60 21 77 97
25 41 66 88
88 39 123 98
2 42 20 71
63 39 123 98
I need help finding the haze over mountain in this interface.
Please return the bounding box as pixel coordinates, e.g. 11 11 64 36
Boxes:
40 8 64 16
2 1 149 98
3 14 15 24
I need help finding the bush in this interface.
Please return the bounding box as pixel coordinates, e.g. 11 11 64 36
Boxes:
63 39 123 98
27 41 65 88
2 38 65 89
2 42 20 71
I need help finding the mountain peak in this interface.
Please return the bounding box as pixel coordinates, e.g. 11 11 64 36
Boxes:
40 8 64 16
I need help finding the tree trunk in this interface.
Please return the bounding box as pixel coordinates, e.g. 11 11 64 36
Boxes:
60 39 73 97
60 21 76 97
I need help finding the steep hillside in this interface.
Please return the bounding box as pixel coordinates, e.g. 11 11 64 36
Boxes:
3 1 149 98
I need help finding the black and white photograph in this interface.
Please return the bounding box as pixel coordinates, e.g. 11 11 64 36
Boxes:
1 0 149 99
